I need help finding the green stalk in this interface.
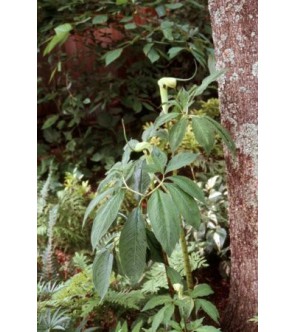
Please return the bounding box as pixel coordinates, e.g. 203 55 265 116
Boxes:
162 251 181 324
179 224 194 290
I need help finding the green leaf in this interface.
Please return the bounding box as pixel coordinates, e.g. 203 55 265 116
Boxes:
42 114 59 129
165 152 197 173
213 228 227 250
146 229 164 263
168 47 185 59
125 23 137 30
143 43 160 63
176 296 194 320
83 187 115 227
197 299 220 324
165 183 201 229
151 305 167 332
167 175 205 204
143 43 154 55
203 116 236 156
166 266 182 285
147 190 180 255
169 118 188 152
192 117 215 154
54 23 72 34
121 321 128 332
197 326 221 332
127 160 151 200
116 0 127 4
142 295 172 311
154 112 180 129
161 21 174 41
208 54 217 75
131 320 143 332
146 147 168 173
193 70 226 96
92 15 108 24
162 303 175 324
43 24 72 55
146 47 160 63
91 190 125 249
186 318 204 330
191 284 214 298
155 5 166 17
119 208 147 283
92 248 113 299
105 48 123 66
165 3 183 9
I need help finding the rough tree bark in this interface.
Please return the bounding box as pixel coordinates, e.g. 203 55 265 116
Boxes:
208 1 258 331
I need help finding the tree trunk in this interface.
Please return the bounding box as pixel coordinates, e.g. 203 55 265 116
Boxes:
208 1 258 331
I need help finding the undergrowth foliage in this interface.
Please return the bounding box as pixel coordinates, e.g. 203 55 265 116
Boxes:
37 0 214 178
82 70 235 331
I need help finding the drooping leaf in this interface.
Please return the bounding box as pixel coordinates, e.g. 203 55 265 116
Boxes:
91 190 125 249
119 208 147 283
191 284 214 298
147 190 180 255
105 48 123 66
203 116 236 156
162 303 175 324
92 248 113 299
142 295 172 311
151 305 168 332
168 47 185 59
146 229 165 263
197 299 220 324
127 160 151 200
192 117 215 154
161 21 174 41
143 44 160 63
165 152 197 173
167 175 205 204
83 187 115 227
169 117 188 152
143 43 153 55
166 266 183 285
43 23 72 55
154 112 180 129
192 70 226 96
165 183 201 229
42 114 59 129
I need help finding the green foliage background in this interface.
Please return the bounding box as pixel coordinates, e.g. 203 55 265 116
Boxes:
37 1 233 331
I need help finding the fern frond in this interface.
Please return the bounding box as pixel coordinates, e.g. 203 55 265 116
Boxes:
141 263 168 294
104 289 145 310
169 244 208 276
42 205 59 281
38 168 52 215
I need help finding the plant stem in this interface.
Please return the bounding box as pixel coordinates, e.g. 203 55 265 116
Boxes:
162 251 181 324
179 224 194 290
